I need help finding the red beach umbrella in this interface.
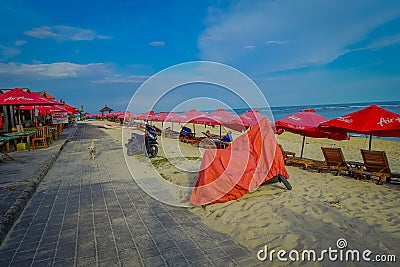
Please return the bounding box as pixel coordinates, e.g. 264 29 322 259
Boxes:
152 112 169 122
63 103 79 114
0 88 55 106
319 104 400 150
191 109 243 138
239 110 266 127
179 109 207 135
137 111 155 120
0 88 57 123
180 109 206 123
164 112 185 123
275 109 348 157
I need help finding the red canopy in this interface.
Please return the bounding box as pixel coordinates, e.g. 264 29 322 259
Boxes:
164 112 185 123
191 109 246 133
239 110 266 127
319 104 400 149
63 103 79 114
152 112 169 122
0 88 55 106
180 109 206 123
275 109 348 157
137 111 155 120
190 117 289 205
18 105 70 114
117 111 134 119
32 92 63 105
191 109 238 125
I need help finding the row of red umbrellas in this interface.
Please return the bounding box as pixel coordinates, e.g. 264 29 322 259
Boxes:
132 109 268 135
275 104 400 156
91 103 400 155
0 88 79 123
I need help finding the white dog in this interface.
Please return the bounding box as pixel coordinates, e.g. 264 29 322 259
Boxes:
88 139 96 159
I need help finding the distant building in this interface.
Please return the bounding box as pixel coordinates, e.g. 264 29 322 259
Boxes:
99 105 113 120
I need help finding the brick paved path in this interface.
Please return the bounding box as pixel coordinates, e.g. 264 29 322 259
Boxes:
0 124 258 266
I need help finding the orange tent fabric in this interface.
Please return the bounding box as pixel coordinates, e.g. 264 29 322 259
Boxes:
190 117 289 206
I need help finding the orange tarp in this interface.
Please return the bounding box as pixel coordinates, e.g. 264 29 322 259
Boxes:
190 117 289 206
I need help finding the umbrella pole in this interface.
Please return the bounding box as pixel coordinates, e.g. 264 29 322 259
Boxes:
369 132 372 150
18 106 21 124
193 122 196 136
300 135 306 158
220 125 222 139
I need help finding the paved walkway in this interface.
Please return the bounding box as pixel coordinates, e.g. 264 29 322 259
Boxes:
0 123 258 266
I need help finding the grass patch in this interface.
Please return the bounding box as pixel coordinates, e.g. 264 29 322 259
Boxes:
150 157 170 167
185 156 201 161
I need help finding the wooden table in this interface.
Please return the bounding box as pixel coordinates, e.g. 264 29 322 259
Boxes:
0 141 15 161
2 130 37 150
0 136 21 152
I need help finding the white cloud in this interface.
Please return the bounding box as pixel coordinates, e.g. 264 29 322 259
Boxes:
24 25 112 41
149 41 165 46
14 40 26 46
92 75 150 84
366 33 400 50
265 40 288 45
0 46 20 60
243 45 255 49
0 62 107 78
198 0 400 73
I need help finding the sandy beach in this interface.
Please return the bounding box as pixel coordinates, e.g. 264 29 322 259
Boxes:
93 120 399 265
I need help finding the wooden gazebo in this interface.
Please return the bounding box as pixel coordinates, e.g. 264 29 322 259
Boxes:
99 105 113 120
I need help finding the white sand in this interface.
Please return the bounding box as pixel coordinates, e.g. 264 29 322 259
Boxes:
91 120 400 265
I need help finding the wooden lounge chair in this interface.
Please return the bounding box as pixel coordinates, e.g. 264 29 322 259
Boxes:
319 147 362 176
354 150 399 185
278 144 296 162
278 144 324 170
32 127 48 150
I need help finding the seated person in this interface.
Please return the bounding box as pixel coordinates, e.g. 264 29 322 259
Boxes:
204 130 218 138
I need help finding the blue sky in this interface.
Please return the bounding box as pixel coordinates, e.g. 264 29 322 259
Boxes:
0 0 400 113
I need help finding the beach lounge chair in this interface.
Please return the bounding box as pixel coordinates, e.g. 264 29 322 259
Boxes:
278 144 324 170
278 144 296 162
354 150 400 185
319 147 362 176
213 132 233 149
179 127 204 145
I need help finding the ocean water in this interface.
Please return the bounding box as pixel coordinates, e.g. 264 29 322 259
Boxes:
232 100 400 141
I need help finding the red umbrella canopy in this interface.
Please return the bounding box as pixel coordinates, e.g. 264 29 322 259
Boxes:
276 109 348 158
18 105 69 113
180 109 206 123
152 112 169 122
239 110 266 127
164 112 185 123
319 104 400 137
275 109 347 140
0 88 55 105
32 92 62 105
63 103 79 114
137 111 155 120
191 109 238 125
117 111 134 119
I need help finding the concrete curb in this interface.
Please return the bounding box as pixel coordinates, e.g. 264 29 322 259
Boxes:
0 126 78 245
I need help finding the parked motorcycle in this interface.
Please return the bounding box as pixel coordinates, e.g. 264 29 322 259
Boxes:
144 123 158 158
126 122 158 158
